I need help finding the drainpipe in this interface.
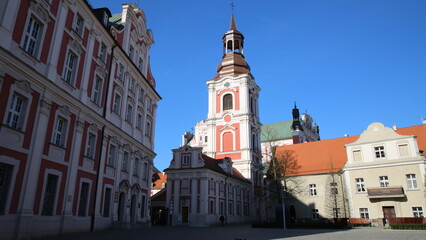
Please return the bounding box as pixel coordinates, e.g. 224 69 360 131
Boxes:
91 43 117 232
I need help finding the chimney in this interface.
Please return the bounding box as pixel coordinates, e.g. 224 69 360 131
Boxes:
392 124 398 130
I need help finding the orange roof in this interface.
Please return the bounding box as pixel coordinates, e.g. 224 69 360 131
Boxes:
395 124 426 153
275 124 426 176
152 172 167 190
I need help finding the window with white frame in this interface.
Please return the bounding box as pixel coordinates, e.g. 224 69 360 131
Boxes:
0 163 14 215
406 174 418 190
398 144 409 156
122 152 129 172
147 97 152 112
309 184 317 196
77 182 90 216
52 116 68 147
117 64 124 81
126 103 133 123
41 174 58 216
209 199 215 214
22 16 43 57
129 77 135 92
223 94 233 110
412 207 423 218
360 208 369 218
107 145 116 167
379 176 389 187
136 113 143 130
374 146 386 158
73 13 84 36
133 157 139 176
112 93 121 114
312 209 319 219
229 201 234 215
182 153 191 166
85 132 96 159
6 93 28 130
356 178 366 193
99 42 106 62
63 50 78 85
139 88 145 102
92 76 103 105
145 120 151 138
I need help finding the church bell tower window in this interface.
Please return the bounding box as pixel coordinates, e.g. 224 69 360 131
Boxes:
223 94 233 110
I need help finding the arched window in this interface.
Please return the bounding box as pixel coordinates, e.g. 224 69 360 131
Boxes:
223 94 233 110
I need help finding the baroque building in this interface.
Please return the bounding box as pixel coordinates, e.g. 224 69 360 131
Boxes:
0 1 160 239
188 14 264 220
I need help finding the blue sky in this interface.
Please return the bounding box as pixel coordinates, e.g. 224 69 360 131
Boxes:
89 0 426 172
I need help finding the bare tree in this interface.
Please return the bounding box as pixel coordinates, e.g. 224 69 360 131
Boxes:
324 159 348 220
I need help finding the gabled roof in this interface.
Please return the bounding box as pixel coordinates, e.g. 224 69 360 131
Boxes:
261 120 293 142
275 124 426 176
201 154 251 184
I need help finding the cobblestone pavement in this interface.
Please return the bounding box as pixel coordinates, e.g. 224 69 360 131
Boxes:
36 225 426 240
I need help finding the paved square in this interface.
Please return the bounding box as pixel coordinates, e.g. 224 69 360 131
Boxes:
36 225 426 240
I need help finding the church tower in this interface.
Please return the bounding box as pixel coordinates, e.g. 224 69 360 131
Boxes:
192 14 262 184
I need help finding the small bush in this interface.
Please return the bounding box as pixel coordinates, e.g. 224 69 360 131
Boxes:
389 224 426 230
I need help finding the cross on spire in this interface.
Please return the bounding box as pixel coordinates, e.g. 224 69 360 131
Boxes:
230 2 235 13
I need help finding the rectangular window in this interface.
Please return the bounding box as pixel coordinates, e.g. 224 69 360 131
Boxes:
86 133 96 159
0 163 13 215
53 116 67 147
99 42 106 62
103 188 111 217
139 88 145 102
412 207 423 218
138 58 143 72
126 104 133 123
145 121 151 138
92 76 103 105
360 208 369 219
406 174 418 190
352 150 362 161
107 145 116 167
137 113 143 130
229 201 234 215
129 78 136 92
122 152 129 172
23 16 42 57
143 162 148 180
117 64 124 81
312 209 319 219
356 178 366 193
129 46 134 60
133 158 139 176
209 199 215 214
73 13 84 36
77 182 90 216
6 93 28 130
236 202 241 215
374 146 386 158
398 144 409 156
63 50 77 85
181 179 190 194
147 97 152 112
309 184 317 196
330 182 338 194
41 174 58 216
113 93 121 114
205 136 208 142
182 154 191 166
379 176 389 187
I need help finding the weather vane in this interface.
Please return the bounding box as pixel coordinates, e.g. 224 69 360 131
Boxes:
230 2 235 13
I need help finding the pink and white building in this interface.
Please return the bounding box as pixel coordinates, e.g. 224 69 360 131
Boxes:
0 1 160 239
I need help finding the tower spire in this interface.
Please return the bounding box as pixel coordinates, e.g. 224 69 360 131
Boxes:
230 13 237 30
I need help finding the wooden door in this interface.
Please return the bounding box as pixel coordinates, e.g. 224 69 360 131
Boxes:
182 207 189 223
383 206 396 219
